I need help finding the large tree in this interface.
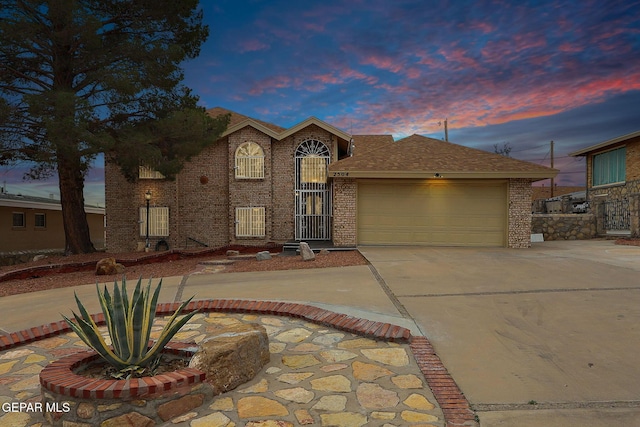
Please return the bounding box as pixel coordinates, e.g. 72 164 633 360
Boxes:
0 0 228 254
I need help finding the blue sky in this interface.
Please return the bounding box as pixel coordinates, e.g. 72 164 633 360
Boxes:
2 0 640 205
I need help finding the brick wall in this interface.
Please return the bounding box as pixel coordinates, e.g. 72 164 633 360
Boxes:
176 139 229 249
105 159 179 253
105 124 342 252
508 178 534 248
228 128 273 245
332 178 357 247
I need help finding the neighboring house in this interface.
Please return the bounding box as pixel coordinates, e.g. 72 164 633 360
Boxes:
105 108 557 252
0 192 105 252
569 130 640 236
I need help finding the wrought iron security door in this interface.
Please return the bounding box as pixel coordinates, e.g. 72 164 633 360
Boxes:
295 140 332 240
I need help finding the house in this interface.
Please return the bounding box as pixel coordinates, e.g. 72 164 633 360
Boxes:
569 130 640 236
104 108 557 252
0 191 105 252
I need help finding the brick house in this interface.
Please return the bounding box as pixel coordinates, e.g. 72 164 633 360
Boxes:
105 108 556 252
569 130 640 236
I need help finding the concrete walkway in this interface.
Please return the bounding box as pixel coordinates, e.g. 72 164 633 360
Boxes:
360 240 640 427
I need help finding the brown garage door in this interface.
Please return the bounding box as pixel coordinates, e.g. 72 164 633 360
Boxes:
357 180 507 246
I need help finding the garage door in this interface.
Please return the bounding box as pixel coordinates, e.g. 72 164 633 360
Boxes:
357 180 507 246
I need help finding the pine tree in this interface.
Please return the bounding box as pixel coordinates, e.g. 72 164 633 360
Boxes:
0 0 228 254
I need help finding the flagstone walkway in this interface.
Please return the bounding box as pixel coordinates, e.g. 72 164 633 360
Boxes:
0 311 445 427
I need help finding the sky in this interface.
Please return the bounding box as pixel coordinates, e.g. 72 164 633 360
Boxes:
1 0 640 205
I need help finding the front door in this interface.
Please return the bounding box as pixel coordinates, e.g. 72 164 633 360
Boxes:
295 139 331 240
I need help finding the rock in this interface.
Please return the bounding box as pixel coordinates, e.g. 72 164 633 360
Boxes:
32 254 48 262
319 248 330 255
95 258 125 275
256 251 272 261
100 411 155 427
157 394 205 422
189 323 270 395
226 250 240 256
299 242 315 261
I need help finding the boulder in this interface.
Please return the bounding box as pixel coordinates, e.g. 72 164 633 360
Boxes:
256 251 272 261
189 323 270 395
95 257 125 275
299 242 316 261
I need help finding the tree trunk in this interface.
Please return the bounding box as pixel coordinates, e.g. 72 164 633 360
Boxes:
57 152 96 255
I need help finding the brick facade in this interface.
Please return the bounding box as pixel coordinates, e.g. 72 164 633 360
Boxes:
105 124 338 252
508 178 534 248
332 178 357 247
105 113 543 252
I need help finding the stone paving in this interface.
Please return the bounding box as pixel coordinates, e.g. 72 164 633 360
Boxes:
0 312 444 427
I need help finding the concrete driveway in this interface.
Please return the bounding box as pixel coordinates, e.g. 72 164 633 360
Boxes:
359 240 640 427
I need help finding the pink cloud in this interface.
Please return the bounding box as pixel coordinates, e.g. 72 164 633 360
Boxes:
238 39 269 53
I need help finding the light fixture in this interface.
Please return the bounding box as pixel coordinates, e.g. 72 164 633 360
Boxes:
434 173 442 178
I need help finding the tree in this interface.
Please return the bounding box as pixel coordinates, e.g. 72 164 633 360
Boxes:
493 142 512 157
0 0 228 254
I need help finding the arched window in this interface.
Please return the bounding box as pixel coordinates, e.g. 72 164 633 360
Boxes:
235 142 264 179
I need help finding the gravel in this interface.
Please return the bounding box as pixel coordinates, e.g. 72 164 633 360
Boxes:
0 250 368 297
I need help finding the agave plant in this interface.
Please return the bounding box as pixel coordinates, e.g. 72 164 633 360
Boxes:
62 277 198 375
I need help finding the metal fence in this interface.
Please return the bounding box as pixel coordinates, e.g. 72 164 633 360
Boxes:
604 199 630 231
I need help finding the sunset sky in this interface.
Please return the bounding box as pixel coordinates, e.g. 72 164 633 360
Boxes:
1 0 639 205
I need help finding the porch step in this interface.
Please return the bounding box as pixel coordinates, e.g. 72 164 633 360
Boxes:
282 241 356 255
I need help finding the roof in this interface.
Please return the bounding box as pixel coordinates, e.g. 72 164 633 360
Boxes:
0 192 105 214
569 130 640 156
207 107 286 133
330 134 557 180
208 107 351 148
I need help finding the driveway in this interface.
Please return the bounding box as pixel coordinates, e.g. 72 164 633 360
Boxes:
359 240 640 427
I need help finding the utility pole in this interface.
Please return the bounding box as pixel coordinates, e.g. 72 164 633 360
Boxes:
550 140 555 197
444 118 448 142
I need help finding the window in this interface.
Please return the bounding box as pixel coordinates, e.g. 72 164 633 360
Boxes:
592 147 625 186
139 206 169 237
12 212 25 228
235 142 265 179
139 165 165 179
34 213 46 228
235 207 265 237
301 155 327 183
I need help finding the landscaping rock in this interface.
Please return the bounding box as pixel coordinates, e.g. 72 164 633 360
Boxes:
95 258 125 275
299 242 315 261
226 250 240 256
319 249 330 256
256 251 272 261
32 254 48 262
189 323 270 395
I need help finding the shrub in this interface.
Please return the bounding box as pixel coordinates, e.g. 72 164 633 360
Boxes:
63 277 197 376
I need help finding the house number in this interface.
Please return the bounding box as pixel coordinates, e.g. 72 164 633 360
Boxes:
332 172 349 177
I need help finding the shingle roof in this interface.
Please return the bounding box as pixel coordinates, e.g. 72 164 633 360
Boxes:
206 107 286 133
351 135 395 155
330 134 557 179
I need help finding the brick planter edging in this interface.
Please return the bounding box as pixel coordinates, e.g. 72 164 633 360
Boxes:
411 337 478 426
1 299 474 427
39 342 202 400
